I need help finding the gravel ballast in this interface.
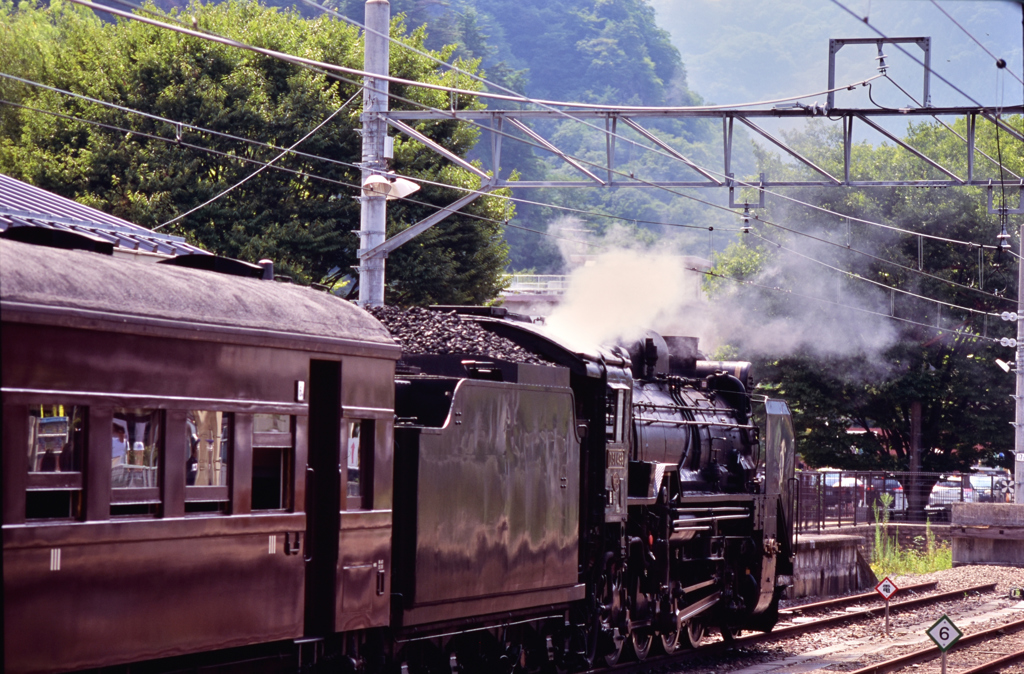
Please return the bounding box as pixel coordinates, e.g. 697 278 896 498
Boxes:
662 565 1024 674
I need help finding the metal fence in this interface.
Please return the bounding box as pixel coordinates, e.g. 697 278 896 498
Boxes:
504 275 571 294
794 470 1015 533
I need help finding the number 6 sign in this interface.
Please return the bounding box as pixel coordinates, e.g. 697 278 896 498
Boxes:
927 615 963 651
927 615 963 674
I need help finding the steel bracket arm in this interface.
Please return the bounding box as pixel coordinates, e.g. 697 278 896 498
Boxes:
358 187 492 260
735 117 841 184
506 118 606 186
620 117 722 185
386 118 491 182
855 114 962 183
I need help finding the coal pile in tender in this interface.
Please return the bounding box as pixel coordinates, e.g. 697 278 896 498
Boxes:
367 306 551 366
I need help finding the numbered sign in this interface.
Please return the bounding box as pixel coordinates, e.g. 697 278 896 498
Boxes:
875 576 899 601
927 615 963 652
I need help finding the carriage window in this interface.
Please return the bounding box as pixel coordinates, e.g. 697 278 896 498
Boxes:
111 409 162 516
185 411 231 513
252 414 293 511
26 405 85 519
345 420 374 509
254 414 291 433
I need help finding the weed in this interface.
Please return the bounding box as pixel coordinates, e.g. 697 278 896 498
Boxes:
870 494 951 577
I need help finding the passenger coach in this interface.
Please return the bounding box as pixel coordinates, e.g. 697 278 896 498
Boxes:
1 237 400 672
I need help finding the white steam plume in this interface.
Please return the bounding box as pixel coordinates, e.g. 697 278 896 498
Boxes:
541 220 899 369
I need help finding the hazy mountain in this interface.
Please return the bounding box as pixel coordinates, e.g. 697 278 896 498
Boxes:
650 0 1023 109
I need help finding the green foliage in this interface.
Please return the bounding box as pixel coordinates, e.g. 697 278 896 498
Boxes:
0 0 512 305
871 497 950 577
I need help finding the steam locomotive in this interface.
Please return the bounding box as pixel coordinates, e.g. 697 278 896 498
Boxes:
1 234 795 673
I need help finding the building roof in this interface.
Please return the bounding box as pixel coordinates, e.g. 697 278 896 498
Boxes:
0 174 209 256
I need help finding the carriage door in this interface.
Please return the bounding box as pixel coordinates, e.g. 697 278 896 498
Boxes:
304 360 342 637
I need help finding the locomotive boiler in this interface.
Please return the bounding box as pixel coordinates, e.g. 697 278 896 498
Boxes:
1 234 795 674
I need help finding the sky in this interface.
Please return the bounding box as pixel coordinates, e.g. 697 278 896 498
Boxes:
650 0 1023 110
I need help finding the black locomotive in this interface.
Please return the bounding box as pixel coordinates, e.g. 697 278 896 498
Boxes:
1 235 795 673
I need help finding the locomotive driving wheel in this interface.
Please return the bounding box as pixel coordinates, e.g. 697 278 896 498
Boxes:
597 560 627 666
684 619 705 648
629 578 653 662
631 631 653 661
659 596 685 655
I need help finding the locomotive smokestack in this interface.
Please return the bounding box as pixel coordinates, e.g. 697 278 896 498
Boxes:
664 336 700 375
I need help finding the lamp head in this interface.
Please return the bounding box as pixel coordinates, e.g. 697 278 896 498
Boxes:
361 173 421 200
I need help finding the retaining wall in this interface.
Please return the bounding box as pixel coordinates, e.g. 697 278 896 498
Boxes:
791 534 875 599
951 503 1024 568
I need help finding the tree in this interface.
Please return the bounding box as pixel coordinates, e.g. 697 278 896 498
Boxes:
707 118 1020 473
0 0 512 305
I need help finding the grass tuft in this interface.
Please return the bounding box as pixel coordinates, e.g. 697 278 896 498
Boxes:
870 494 951 577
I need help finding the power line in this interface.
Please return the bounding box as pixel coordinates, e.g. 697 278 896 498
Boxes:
5 98 1011 325
746 231 1003 319
0 77 718 235
876 73 1021 180
695 265 1003 345
0 98 515 231
12 4 1021 314
298 0 885 112
830 0 998 109
65 0 1015 261
751 215 1016 305
5 71 1014 310
5 78 1010 311
929 0 1024 88
155 87 363 230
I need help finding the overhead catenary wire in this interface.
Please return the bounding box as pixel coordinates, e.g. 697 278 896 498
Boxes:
829 0 1005 110
15 1 1023 317
5 102 1011 336
0 72 738 234
693 264 1002 345
66 0 884 115
155 87 364 230
0 98 521 234
61 0 1022 260
4 82 1014 311
746 230 1005 320
4 71 1016 310
928 0 1024 89
296 0 1024 252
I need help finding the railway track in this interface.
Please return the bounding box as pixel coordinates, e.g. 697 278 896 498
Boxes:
593 582 1002 674
847 615 1024 674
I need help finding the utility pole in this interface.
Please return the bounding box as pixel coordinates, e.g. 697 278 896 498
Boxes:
1016 221 1024 504
358 0 390 307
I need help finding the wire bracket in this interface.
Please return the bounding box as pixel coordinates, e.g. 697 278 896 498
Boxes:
728 172 766 210
988 180 1024 215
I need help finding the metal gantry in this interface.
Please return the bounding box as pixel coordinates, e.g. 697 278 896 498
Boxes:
383 106 1024 190
356 0 1024 306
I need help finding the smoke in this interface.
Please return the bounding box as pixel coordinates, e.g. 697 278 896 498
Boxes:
541 217 900 372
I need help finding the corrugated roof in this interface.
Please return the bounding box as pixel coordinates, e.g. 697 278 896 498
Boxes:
0 174 209 256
